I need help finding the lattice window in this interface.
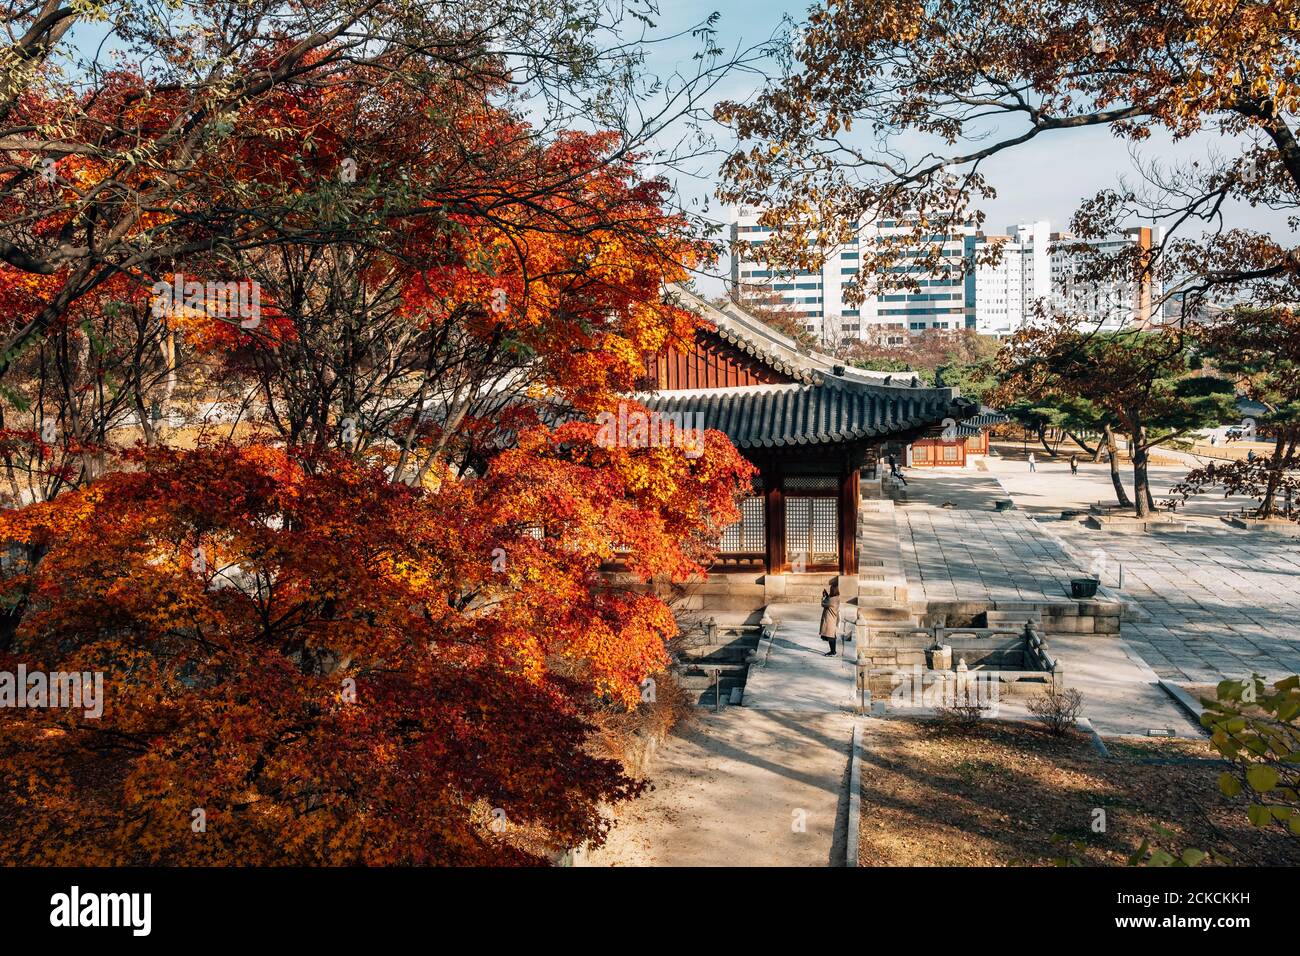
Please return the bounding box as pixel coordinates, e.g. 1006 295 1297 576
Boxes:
785 497 838 563
783 475 839 494
942 444 961 462
719 496 765 553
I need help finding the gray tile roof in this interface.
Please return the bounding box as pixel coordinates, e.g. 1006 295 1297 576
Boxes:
665 284 924 387
639 381 974 449
964 405 1009 428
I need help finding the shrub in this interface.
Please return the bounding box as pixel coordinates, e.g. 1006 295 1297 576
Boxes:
1201 675 1300 836
1028 685 1084 736
934 703 989 732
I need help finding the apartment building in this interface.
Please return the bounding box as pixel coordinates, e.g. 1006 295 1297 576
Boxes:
1049 226 1162 331
732 206 1161 340
730 206 977 345
973 221 1051 336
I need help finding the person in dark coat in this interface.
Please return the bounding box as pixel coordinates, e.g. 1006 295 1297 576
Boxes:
819 581 841 657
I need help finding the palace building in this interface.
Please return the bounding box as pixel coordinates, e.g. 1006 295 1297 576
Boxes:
910 405 1010 468
643 286 975 579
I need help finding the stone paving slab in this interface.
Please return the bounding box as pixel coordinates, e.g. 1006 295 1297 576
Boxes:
744 602 857 712
1041 635 1202 737
1051 524 1300 684
897 505 1095 606
976 455 1300 683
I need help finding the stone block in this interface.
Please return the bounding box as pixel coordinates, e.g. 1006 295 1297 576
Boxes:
1044 616 1080 634
1093 617 1121 635
1045 603 1079 618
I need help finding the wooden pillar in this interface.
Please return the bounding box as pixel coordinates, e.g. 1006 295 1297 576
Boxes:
764 458 785 574
839 459 859 575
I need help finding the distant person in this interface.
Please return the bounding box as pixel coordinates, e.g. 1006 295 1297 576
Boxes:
820 581 841 657
890 455 908 487
1248 449 1256 462
1028 452 1037 473
1210 434 1217 446
1070 454 1078 476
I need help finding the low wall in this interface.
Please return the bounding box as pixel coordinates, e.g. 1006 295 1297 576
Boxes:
853 627 1035 670
912 600 1121 636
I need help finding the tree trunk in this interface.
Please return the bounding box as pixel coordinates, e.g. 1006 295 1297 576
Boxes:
1104 424 1132 508
1132 421 1151 518
1065 429 1098 457
1259 435 1287 519
1037 424 1056 457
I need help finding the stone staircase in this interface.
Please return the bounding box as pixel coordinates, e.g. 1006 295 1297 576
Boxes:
675 621 765 707
854 498 916 639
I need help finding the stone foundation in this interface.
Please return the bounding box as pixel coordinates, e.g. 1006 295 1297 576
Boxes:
1224 516 1300 535
910 599 1121 636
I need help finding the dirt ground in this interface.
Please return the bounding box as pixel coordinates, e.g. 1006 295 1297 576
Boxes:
858 718 1300 867
587 708 853 867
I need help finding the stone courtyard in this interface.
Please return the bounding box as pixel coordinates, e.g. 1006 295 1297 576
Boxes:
1051 527 1300 684
922 452 1300 685
898 493 1097 605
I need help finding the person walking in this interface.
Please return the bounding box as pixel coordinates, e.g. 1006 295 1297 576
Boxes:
1070 454 1078 476
819 581 841 657
1028 451 1037 473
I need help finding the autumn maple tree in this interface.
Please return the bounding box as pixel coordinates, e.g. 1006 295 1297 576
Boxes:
0 433 747 865
0 4 756 864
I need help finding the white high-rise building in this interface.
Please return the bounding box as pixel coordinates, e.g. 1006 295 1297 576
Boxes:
730 207 977 345
732 207 1160 341
974 221 1050 336
1049 227 1163 331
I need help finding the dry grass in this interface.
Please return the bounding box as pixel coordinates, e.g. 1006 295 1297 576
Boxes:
858 717 1300 867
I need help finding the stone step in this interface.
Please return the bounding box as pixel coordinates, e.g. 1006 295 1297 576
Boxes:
677 629 762 650
678 673 746 692
782 587 838 603
857 605 913 622
857 580 902 593
679 644 756 663
856 594 908 608
780 573 841 584
985 609 1042 629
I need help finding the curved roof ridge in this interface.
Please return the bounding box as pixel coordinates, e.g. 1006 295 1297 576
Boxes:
665 282 935 393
